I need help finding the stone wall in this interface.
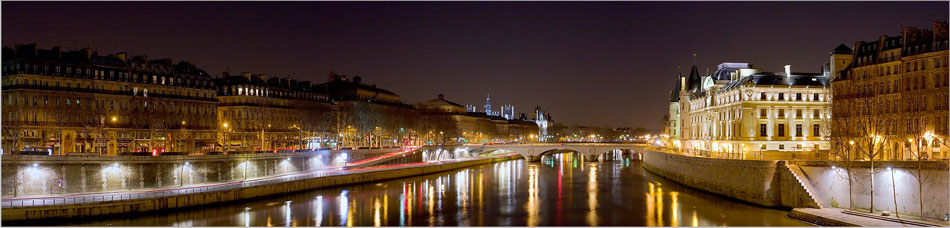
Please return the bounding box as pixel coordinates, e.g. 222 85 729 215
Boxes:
792 160 949 221
1 148 397 197
640 148 819 209
1 155 519 221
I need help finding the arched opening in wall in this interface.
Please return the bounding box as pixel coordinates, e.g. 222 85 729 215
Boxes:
598 149 638 162
420 147 472 162
539 149 582 167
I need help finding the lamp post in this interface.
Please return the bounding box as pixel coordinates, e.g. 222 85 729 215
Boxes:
222 122 230 153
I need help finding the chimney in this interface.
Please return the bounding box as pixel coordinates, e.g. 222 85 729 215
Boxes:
784 65 791 76
241 72 252 79
222 71 230 78
352 75 362 85
115 52 128 62
438 94 445 99
52 46 62 58
133 55 148 62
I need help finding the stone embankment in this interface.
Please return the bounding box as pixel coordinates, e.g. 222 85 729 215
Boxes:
641 147 950 223
640 148 819 209
1 149 519 221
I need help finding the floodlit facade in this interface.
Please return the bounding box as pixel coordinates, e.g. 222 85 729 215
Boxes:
674 63 833 160
830 21 949 160
2 45 218 155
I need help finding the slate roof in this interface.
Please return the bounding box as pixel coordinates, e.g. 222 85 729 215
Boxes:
831 44 853 54
719 72 828 91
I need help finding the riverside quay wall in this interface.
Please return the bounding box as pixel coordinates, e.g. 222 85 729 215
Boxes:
1 148 397 197
641 148 950 221
640 148 820 209
794 160 949 221
1 154 519 221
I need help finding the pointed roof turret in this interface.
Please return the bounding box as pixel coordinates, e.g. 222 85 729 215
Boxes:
686 64 702 92
670 73 682 102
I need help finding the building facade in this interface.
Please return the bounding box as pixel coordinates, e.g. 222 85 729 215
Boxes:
416 94 540 144
830 22 949 161
2 44 217 155
674 62 832 160
215 72 336 152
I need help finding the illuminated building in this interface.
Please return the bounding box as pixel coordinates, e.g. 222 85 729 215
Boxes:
830 21 949 160
675 61 832 159
2 44 217 155
667 73 683 146
320 73 416 148
484 93 493 116
215 72 336 152
417 94 539 144
500 104 515 120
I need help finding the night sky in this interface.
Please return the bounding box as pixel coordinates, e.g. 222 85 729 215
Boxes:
3 2 947 129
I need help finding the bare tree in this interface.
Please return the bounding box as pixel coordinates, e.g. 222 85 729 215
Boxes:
903 94 936 219
850 93 898 213
824 103 856 210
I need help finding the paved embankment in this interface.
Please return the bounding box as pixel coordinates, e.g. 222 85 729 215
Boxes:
789 208 948 227
1 154 521 221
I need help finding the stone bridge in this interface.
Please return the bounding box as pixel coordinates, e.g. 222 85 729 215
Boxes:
477 143 645 162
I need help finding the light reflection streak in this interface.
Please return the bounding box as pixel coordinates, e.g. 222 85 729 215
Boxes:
692 210 699 227
284 201 292 227
339 190 349 226
526 165 540 226
399 184 406 226
373 198 381 227
428 184 435 225
346 200 354 227
646 182 655 227
656 186 663 226
586 164 598 226
383 194 388 226
671 192 679 227
314 196 323 227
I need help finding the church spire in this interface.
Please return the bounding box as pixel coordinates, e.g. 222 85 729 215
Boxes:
485 93 492 116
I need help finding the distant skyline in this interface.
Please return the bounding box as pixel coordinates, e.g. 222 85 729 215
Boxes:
3 1 947 129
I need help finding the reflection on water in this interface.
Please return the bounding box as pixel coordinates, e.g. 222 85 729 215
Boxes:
17 152 805 226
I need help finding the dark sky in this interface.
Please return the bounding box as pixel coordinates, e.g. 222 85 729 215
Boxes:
3 2 947 129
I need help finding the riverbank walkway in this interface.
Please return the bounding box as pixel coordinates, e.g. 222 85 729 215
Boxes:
1 150 514 209
790 208 949 227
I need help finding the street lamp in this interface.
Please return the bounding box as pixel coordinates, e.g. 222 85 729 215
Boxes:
222 122 231 153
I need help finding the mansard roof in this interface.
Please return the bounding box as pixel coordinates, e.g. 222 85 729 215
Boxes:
719 72 828 91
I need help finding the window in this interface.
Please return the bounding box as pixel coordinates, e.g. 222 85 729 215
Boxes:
796 93 802 100
760 93 766 100
779 144 785 150
796 124 803 137
813 110 820 119
796 109 802 119
778 109 785 118
778 93 785 100
760 109 767 118
760 124 767 137
813 124 820 137
777 124 785 137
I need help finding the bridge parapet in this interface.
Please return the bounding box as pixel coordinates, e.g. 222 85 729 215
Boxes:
479 143 646 161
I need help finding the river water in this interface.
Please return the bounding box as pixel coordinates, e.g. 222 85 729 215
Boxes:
21 152 806 226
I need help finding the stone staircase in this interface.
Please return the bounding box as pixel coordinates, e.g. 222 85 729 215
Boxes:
783 162 826 209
